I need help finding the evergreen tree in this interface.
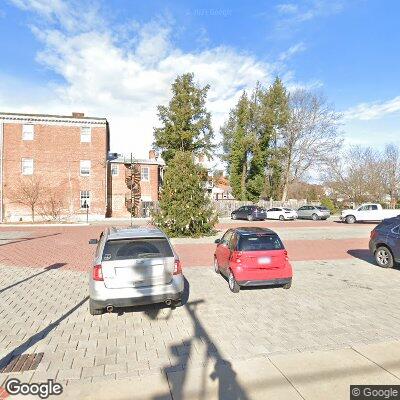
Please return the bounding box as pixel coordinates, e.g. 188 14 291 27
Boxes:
260 77 290 199
153 73 214 164
152 151 218 237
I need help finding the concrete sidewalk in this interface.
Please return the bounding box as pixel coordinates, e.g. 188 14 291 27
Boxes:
59 340 400 400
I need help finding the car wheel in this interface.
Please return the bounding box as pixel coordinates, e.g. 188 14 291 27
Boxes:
283 280 292 289
214 257 220 274
231 213 237 220
89 299 103 316
228 270 240 293
311 213 319 221
279 215 285 221
345 215 356 224
247 214 254 221
375 246 394 268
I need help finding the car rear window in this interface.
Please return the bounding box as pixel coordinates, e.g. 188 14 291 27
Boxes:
102 238 174 261
316 206 328 210
237 234 284 251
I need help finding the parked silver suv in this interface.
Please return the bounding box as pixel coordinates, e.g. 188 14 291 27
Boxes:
88 227 184 315
297 205 330 220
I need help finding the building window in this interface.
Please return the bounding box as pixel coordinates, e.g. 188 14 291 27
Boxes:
80 190 90 208
80 160 91 176
141 166 149 181
22 124 34 140
21 158 34 175
80 127 91 142
111 164 119 176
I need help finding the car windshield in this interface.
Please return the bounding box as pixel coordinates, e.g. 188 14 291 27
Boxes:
237 234 284 251
102 238 174 261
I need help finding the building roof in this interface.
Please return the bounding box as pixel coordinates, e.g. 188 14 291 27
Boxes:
0 111 107 126
108 154 165 166
107 226 166 240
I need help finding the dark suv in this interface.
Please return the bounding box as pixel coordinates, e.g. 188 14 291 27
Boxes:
231 205 266 221
369 216 400 268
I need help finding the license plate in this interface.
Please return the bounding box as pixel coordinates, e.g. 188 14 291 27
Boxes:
258 257 271 265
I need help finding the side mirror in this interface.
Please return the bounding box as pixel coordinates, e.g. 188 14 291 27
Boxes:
89 239 98 245
214 239 221 244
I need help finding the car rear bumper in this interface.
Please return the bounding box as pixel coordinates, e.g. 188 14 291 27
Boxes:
89 274 184 308
237 277 292 287
233 263 293 283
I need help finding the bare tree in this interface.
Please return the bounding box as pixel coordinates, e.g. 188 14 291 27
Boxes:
382 144 400 207
9 177 44 222
280 89 343 201
38 186 67 221
324 146 388 204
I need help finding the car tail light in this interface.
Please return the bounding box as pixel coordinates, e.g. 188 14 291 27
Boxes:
284 250 289 261
232 251 243 263
92 265 103 281
174 259 182 275
370 229 378 239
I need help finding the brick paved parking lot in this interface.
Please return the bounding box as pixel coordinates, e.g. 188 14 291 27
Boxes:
1 219 399 399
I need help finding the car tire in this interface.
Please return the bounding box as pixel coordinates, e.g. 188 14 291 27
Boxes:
375 246 394 268
311 213 319 221
214 257 220 274
279 215 285 221
231 213 237 220
345 215 356 224
283 280 292 289
89 299 104 316
228 270 240 293
247 214 254 221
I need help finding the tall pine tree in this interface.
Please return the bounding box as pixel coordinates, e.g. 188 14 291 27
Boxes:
153 73 214 164
152 151 217 237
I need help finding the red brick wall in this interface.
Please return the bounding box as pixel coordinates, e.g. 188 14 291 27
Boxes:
2 122 108 220
109 162 160 217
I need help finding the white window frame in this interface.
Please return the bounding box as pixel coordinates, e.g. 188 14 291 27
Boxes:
80 190 90 209
80 160 91 176
21 158 34 175
111 164 119 176
80 126 91 143
141 166 149 182
22 124 34 141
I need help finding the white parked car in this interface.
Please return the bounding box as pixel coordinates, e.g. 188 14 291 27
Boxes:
340 203 400 224
266 207 298 221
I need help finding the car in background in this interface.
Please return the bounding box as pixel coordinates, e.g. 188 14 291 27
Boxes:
88 227 184 315
231 205 266 221
266 207 298 221
369 216 400 268
213 227 292 292
341 203 400 224
297 205 330 220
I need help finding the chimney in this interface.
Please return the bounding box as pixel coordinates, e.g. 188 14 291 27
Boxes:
72 112 85 118
149 149 157 160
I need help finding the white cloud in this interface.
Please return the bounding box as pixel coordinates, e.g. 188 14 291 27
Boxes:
278 42 306 61
3 0 309 160
343 96 400 121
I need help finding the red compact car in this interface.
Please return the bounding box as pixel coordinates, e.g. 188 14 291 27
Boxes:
214 227 292 293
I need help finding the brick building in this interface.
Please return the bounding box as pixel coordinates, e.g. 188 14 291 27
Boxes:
0 112 110 221
108 150 165 217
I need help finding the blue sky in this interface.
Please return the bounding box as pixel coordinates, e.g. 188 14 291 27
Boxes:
0 0 399 158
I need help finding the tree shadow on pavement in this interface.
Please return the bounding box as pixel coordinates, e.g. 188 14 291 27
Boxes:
155 292 250 400
0 296 88 372
0 263 66 295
